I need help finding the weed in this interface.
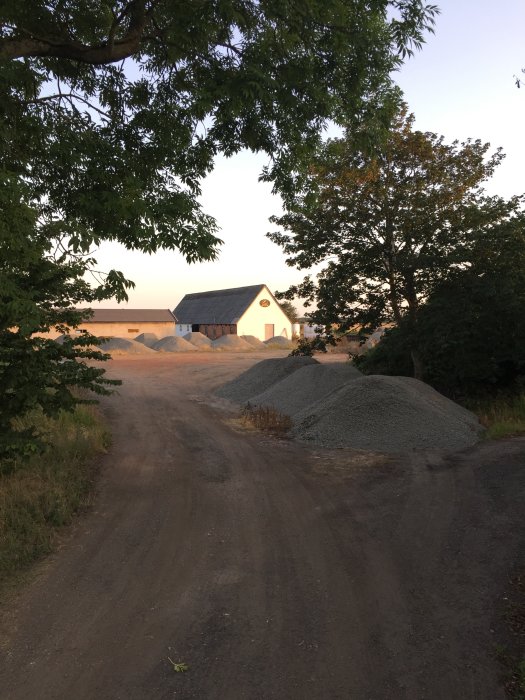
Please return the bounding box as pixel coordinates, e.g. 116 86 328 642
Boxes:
168 658 189 672
0 405 108 587
241 403 293 435
465 393 525 440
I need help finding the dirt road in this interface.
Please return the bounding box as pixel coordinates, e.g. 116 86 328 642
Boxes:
1 353 524 699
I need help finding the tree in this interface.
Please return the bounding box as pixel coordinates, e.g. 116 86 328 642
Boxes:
278 299 299 323
269 105 525 377
0 1 439 456
355 217 525 397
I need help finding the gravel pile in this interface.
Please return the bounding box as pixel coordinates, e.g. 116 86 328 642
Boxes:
241 335 267 349
99 337 156 354
216 356 318 404
153 336 196 352
183 331 214 350
134 332 159 348
264 335 295 349
292 375 483 453
212 335 254 352
249 363 362 417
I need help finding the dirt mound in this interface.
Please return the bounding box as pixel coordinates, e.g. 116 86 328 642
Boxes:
249 363 362 417
264 335 294 349
153 336 196 352
241 335 267 349
134 332 159 348
211 335 254 352
183 332 214 350
99 338 156 354
293 375 483 453
216 356 318 404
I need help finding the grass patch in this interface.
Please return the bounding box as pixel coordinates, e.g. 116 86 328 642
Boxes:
241 403 293 435
464 393 525 439
0 405 109 588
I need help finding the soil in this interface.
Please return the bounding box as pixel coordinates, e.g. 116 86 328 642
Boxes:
0 352 524 700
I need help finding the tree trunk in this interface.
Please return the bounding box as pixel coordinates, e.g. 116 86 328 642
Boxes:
410 348 424 380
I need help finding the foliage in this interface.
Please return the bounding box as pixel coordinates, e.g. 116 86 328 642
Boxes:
0 404 108 586
269 104 525 377
289 337 328 356
0 1 439 455
356 219 525 397
278 299 300 323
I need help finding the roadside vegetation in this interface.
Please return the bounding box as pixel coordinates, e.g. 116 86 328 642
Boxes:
0 405 108 589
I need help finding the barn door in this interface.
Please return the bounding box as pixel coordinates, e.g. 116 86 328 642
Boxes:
264 324 274 340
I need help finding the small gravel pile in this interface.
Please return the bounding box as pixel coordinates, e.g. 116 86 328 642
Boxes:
212 335 254 352
264 335 295 349
292 375 483 453
183 331 214 350
241 335 267 349
249 363 362 417
99 337 156 354
216 356 318 404
134 332 159 348
153 336 196 352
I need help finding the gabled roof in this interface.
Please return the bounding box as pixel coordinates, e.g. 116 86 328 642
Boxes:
174 284 268 324
81 309 177 323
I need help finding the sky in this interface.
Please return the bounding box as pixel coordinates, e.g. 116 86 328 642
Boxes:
92 0 525 312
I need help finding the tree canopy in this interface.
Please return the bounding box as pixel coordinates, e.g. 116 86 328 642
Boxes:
269 105 525 376
0 1 439 456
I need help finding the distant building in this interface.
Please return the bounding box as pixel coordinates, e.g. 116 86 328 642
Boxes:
173 284 292 340
71 308 177 338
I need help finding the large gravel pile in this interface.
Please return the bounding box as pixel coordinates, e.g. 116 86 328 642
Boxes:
134 332 159 348
241 335 267 349
264 335 295 349
99 337 156 354
292 375 483 453
153 336 196 352
212 335 254 352
183 331 214 350
249 363 362 417
216 356 318 404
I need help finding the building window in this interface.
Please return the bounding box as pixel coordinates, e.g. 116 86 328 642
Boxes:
128 329 139 333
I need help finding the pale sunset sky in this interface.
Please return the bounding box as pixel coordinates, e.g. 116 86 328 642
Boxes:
93 0 525 311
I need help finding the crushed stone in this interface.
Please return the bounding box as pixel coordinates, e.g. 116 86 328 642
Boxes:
211 335 254 352
249 363 362 417
241 335 268 349
183 331 214 350
264 335 295 349
153 336 196 352
99 337 156 354
292 374 483 453
134 332 159 348
216 356 318 404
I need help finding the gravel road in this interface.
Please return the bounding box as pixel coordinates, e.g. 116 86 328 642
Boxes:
1 353 524 700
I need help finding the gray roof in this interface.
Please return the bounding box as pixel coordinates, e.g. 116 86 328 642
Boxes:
174 285 268 324
81 309 177 323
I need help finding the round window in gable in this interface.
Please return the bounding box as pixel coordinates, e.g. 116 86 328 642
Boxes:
259 299 270 307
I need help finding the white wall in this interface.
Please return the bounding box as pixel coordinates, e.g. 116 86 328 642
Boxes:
237 287 292 340
175 323 193 337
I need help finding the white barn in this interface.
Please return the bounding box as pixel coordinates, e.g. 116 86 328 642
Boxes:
173 284 292 341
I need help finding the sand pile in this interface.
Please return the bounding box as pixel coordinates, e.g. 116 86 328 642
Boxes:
264 335 294 349
241 335 267 349
99 338 156 354
212 335 254 352
216 356 318 404
249 363 362 417
292 375 482 453
153 336 196 352
183 332 214 350
134 332 159 348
